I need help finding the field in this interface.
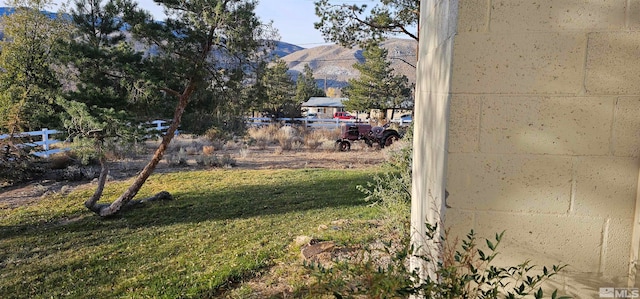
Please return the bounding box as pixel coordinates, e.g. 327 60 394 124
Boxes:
0 131 397 298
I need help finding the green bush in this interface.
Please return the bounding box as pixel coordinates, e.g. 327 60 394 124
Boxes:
306 226 570 299
357 124 413 233
0 143 44 186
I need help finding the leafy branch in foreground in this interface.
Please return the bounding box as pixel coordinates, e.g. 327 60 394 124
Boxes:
305 226 570 299
314 0 419 48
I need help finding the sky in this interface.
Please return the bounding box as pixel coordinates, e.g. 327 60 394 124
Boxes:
140 0 330 46
24 0 333 47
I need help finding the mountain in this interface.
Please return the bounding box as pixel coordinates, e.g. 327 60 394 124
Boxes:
0 7 59 18
0 6 416 90
271 41 305 59
281 38 417 89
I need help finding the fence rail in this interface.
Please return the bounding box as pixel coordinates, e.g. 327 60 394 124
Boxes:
0 128 65 158
0 120 176 158
1 118 409 157
246 117 358 128
245 117 411 128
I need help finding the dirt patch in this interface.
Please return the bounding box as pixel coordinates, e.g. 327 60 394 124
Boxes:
0 144 388 208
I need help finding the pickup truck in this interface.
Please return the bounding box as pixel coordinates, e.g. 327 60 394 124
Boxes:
333 112 356 120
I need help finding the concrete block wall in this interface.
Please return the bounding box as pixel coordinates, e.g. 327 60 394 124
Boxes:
440 0 640 296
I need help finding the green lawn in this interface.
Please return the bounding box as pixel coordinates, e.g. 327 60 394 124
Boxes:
0 168 382 298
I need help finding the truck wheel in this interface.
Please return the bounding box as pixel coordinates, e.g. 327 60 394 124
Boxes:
337 140 351 151
381 131 400 148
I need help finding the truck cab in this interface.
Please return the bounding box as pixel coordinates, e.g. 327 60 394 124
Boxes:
333 111 356 120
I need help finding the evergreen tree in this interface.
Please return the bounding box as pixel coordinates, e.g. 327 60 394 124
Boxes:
314 0 419 48
295 64 325 103
342 42 412 117
0 0 71 132
76 0 271 216
61 0 160 121
260 59 297 118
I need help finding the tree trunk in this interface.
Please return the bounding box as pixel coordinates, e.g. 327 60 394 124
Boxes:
87 83 197 217
84 155 109 213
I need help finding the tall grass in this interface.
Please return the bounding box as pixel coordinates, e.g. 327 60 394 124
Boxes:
0 168 380 298
247 125 340 151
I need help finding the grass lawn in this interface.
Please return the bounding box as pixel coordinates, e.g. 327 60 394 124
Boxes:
0 168 383 298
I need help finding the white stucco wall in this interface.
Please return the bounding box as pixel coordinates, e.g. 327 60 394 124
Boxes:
411 0 458 279
415 0 640 296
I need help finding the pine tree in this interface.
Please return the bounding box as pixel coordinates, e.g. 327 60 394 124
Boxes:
260 59 297 118
342 42 412 117
314 0 419 48
295 64 325 103
77 0 271 216
0 0 71 132
62 0 158 121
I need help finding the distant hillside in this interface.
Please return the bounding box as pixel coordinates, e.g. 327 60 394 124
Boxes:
0 6 418 91
0 7 302 60
0 6 58 18
271 41 304 59
281 38 417 89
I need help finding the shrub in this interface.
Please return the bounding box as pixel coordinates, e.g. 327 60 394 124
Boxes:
239 145 250 158
304 129 329 150
247 124 280 148
357 124 413 233
0 145 44 186
202 145 215 156
305 226 570 299
165 148 188 166
194 154 236 168
48 153 72 169
275 126 297 151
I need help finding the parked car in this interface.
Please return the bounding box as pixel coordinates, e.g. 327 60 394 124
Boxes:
399 114 412 122
306 113 318 119
333 111 356 120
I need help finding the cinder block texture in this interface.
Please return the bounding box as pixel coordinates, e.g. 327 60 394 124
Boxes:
447 153 572 213
490 0 626 32
573 156 639 219
586 32 640 95
452 33 586 94
443 209 475 242
612 97 640 157
448 95 482 153
457 0 488 32
475 212 604 272
630 0 640 30
479 97 615 155
604 218 634 277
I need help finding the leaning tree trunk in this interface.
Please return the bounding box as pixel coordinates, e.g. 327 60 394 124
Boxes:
86 83 197 217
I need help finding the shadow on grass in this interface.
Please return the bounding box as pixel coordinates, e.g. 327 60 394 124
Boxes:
0 169 380 298
0 169 375 238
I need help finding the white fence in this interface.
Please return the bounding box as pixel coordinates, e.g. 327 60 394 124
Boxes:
246 117 357 128
143 120 179 137
0 128 65 158
246 117 412 128
0 120 176 158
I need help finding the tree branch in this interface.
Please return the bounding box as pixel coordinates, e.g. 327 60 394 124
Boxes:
349 7 418 41
160 87 181 97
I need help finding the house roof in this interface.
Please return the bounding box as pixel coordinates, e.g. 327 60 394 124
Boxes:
301 97 348 108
